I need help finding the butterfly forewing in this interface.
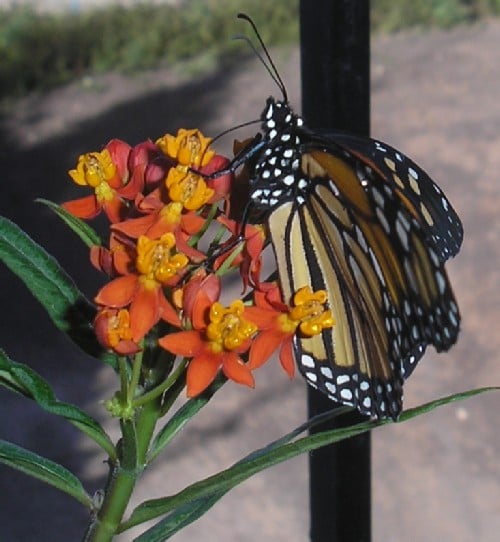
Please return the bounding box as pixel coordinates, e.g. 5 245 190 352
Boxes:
324 132 464 262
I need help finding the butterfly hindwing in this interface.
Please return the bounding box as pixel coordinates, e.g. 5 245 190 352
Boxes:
268 191 404 419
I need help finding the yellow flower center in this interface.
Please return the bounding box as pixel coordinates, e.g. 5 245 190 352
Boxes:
281 286 335 337
179 134 203 165
166 168 214 211
206 300 257 353
94 180 116 202
160 201 183 226
156 128 215 167
136 233 189 289
68 149 117 202
107 309 133 347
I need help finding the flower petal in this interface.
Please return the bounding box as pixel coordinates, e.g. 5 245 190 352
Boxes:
244 306 278 329
186 353 221 397
173 231 206 262
183 274 221 329
113 213 157 238
180 212 206 235
248 329 284 369
129 285 160 342
90 245 113 275
62 195 100 219
119 162 145 200
103 196 127 224
159 330 204 356
279 336 295 378
107 139 132 181
202 154 232 201
114 340 142 355
222 352 255 388
95 274 137 307
129 140 158 170
158 293 181 327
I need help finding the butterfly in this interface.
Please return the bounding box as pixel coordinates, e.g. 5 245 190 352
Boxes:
214 14 463 420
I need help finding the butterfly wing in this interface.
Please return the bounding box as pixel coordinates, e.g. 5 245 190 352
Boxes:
267 147 460 419
323 132 464 263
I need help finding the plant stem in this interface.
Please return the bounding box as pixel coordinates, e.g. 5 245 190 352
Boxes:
132 357 187 408
83 397 162 542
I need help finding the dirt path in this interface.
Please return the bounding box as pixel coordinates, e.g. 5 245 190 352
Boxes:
1 19 500 541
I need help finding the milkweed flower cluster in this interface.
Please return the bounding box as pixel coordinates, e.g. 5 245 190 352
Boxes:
63 128 334 402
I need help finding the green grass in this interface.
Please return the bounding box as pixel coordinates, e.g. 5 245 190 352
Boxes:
1 0 499 100
372 0 500 31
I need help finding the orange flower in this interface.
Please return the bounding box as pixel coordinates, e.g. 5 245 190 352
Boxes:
94 308 141 355
166 168 214 211
156 128 232 206
245 284 335 378
63 139 143 223
90 231 135 277
95 233 185 342
159 291 258 397
157 128 215 168
129 139 172 189
112 158 230 267
180 272 221 329
200 154 233 203
112 188 206 260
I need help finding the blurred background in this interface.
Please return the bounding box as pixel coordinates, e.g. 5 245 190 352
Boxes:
1 1 500 540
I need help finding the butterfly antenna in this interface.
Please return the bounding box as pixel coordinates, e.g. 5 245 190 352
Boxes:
209 117 260 146
236 13 288 102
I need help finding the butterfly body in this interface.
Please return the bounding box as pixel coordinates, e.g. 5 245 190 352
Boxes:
241 95 462 420
248 97 306 209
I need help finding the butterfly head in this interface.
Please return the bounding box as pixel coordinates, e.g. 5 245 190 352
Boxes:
246 98 309 210
261 97 304 142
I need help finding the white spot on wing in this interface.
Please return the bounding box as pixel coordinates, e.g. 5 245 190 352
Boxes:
306 371 318 383
340 388 353 400
376 207 391 234
408 166 419 180
325 382 336 394
302 355 315 368
320 366 333 379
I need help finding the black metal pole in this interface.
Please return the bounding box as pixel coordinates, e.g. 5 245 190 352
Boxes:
299 2 371 542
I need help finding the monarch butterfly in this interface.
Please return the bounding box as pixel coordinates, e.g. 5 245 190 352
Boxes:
213 14 462 420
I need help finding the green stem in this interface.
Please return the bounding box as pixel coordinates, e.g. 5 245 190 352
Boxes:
127 350 144 400
118 357 128 398
188 202 220 245
132 358 187 409
83 398 162 542
134 395 163 465
215 241 245 275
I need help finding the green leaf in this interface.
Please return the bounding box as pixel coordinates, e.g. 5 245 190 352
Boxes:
37 198 102 248
0 349 116 460
133 407 352 541
0 216 117 368
122 386 498 535
0 439 92 508
133 495 223 542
